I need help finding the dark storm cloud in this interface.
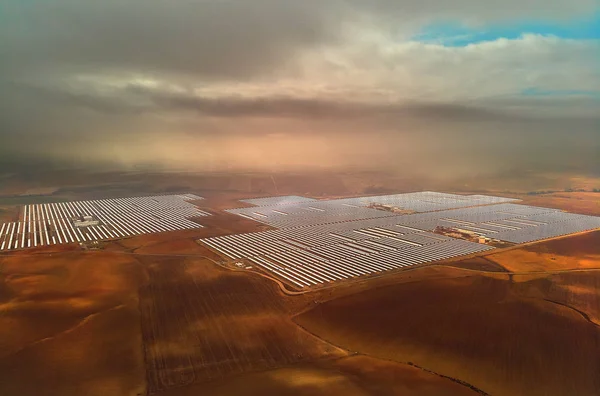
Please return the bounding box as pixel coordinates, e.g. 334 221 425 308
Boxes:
0 0 598 180
148 91 599 129
1 0 594 83
7 80 530 123
0 0 340 80
139 86 522 121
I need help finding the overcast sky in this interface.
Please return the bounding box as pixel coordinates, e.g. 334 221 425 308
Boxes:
1 1 598 177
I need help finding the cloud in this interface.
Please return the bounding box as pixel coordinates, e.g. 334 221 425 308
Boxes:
21 81 523 121
0 0 343 82
10 34 596 118
0 1 598 178
1 0 596 81
350 0 597 26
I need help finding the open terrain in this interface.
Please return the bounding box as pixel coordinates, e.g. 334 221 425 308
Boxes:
0 250 146 396
139 256 345 394
480 230 600 272
0 173 598 396
518 192 600 216
296 271 600 396
296 231 600 396
158 355 477 396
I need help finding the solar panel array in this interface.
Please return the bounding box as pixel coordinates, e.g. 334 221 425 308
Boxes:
390 203 600 243
331 191 519 212
200 208 495 289
227 201 396 228
240 195 318 206
202 192 600 289
226 192 519 229
0 194 208 251
201 221 491 288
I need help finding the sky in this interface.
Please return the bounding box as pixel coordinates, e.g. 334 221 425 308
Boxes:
0 0 599 178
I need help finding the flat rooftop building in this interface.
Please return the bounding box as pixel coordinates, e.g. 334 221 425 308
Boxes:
73 215 100 228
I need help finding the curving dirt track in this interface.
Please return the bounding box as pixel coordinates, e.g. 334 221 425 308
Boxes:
138 256 345 394
296 273 600 396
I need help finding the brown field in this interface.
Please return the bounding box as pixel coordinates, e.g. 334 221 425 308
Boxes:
0 173 598 396
510 271 600 325
296 272 600 396
0 206 18 223
524 230 600 257
441 256 508 272
138 256 346 394
159 355 477 396
518 192 600 216
4 231 599 396
480 231 600 272
0 251 146 396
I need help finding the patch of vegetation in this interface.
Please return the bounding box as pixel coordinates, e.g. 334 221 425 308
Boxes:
526 190 557 195
563 188 586 192
527 188 598 195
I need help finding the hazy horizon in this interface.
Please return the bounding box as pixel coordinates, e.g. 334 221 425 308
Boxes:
1 1 599 179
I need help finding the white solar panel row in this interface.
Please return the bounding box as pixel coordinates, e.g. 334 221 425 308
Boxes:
227 204 397 229
490 218 600 243
227 199 600 248
243 239 493 288
240 195 318 206
205 193 600 288
390 203 555 227
228 192 520 229
329 192 519 212
200 216 431 259
0 194 208 251
386 203 600 243
199 210 494 288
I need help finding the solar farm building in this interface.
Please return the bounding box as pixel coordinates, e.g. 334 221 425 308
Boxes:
199 192 600 289
0 194 208 250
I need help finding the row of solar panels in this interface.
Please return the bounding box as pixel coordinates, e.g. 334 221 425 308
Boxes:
226 193 520 229
330 192 518 212
204 196 600 287
230 197 401 226
0 195 207 251
203 233 492 288
240 195 317 206
200 214 446 259
199 208 496 288
390 203 600 243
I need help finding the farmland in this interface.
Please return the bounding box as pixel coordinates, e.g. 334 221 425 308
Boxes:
0 251 146 396
482 230 600 272
519 192 600 216
3 215 599 396
138 256 346 394
158 355 478 396
296 272 600 396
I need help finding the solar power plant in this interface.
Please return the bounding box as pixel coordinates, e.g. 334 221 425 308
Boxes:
201 193 600 289
331 191 519 212
226 192 519 229
391 203 600 243
0 194 208 251
201 216 493 289
227 201 397 228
